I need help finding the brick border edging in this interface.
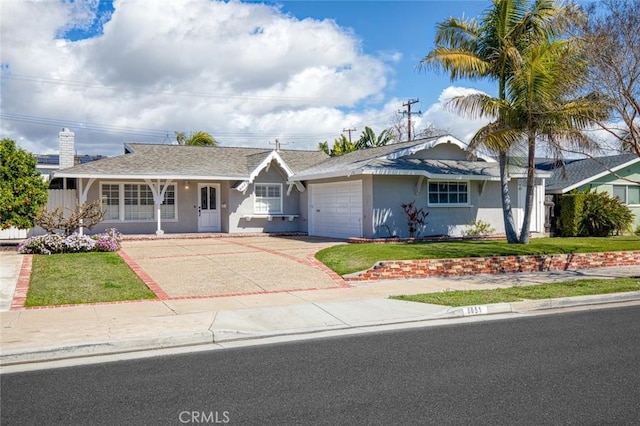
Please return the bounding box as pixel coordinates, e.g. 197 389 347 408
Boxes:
10 254 32 310
345 251 640 281
117 250 170 300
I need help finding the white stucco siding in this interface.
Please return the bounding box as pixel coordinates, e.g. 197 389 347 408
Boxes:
371 176 508 238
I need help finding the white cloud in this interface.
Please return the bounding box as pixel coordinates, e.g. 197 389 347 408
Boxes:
0 0 473 156
418 86 490 141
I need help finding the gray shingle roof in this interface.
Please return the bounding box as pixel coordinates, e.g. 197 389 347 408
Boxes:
55 143 328 179
293 136 453 177
292 135 525 179
543 153 639 193
54 135 533 182
366 158 524 178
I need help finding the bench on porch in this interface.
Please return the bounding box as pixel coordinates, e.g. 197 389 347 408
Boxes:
241 214 299 222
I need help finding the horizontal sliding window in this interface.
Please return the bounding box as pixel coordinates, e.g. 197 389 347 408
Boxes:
428 181 469 205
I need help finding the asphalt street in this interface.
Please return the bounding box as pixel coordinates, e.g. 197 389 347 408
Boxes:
2 305 639 425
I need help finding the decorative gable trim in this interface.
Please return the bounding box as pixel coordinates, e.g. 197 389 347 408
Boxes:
234 151 297 193
249 151 294 182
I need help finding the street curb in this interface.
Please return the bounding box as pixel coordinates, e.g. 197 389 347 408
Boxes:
2 292 639 367
0 331 214 366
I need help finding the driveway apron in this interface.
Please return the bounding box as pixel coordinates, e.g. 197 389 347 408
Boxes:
120 236 347 298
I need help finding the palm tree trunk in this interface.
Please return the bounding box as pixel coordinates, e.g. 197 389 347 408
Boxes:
499 151 519 243
518 132 537 244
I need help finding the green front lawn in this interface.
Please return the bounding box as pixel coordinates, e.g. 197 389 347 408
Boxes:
315 236 640 275
391 278 640 307
26 252 156 307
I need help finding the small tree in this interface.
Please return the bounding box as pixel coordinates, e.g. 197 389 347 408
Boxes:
571 0 639 155
401 200 429 238
36 200 105 236
0 139 49 230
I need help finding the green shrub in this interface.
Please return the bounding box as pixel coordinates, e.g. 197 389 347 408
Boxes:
579 191 633 237
463 220 496 237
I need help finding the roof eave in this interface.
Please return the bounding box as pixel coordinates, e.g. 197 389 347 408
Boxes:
53 172 247 180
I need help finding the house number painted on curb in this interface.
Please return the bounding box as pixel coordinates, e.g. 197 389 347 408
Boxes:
462 305 488 316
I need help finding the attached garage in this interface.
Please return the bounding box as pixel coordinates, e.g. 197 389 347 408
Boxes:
309 181 363 239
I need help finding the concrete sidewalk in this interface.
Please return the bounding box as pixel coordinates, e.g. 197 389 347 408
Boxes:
2 247 639 367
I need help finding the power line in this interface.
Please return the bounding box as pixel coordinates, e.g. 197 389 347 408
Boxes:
0 112 340 143
2 73 348 103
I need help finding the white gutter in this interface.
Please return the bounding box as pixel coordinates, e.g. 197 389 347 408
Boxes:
294 168 505 182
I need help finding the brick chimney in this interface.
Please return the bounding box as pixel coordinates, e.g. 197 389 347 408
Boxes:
58 128 75 169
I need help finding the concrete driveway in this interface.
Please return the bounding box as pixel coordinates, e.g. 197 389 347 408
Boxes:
120 236 349 299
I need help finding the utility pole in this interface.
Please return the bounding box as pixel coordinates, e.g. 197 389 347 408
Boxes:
342 127 357 143
398 99 422 141
269 139 288 151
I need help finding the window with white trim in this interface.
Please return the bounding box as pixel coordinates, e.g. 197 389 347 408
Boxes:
254 183 282 214
161 185 176 219
613 185 640 205
125 184 154 220
428 181 469 205
101 184 120 220
100 183 176 221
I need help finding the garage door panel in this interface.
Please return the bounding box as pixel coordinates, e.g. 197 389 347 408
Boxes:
310 181 363 239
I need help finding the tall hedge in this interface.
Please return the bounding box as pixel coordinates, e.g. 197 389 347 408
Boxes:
558 193 585 237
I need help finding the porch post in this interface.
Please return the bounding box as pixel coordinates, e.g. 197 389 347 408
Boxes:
77 178 96 236
78 178 84 236
156 192 163 236
145 179 173 236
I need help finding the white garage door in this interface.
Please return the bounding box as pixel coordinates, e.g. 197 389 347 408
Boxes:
310 181 363 239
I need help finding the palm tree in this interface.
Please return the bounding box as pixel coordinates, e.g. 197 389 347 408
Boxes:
175 131 217 146
318 141 330 155
355 126 395 150
450 38 608 242
421 0 565 243
505 39 608 242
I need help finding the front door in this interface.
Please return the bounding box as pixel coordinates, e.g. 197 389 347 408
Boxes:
198 184 221 232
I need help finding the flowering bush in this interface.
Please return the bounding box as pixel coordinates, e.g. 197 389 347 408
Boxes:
18 229 122 255
92 228 122 252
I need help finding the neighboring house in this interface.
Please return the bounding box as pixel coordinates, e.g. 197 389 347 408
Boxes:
0 128 104 239
538 153 640 232
53 134 550 239
36 154 107 184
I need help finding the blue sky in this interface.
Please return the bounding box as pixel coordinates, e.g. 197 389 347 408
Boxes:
270 1 495 102
1 0 503 155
